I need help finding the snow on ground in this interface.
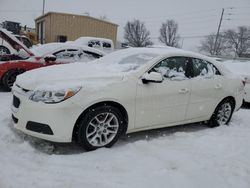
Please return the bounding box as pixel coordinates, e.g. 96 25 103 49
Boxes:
0 90 250 188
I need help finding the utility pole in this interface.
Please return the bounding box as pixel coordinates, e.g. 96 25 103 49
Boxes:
42 0 45 15
213 8 224 55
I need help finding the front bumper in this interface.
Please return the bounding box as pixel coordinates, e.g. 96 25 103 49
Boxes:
11 85 84 143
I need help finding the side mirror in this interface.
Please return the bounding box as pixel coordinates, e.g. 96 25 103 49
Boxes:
44 54 57 62
142 72 163 84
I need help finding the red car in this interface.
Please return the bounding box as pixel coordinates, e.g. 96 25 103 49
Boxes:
0 29 105 90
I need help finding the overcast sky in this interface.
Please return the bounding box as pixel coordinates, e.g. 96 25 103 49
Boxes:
0 0 249 50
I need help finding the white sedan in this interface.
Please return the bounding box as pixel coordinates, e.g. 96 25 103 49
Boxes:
11 47 244 151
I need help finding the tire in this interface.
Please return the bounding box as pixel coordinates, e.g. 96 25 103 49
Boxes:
208 99 234 128
2 69 25 90
243 100 250 107
0 45 11 55
77 105 125 151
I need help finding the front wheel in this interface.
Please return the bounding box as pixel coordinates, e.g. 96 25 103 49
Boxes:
208 99 234 127
77 105 125 151
0 45 10 55
2 69 25 90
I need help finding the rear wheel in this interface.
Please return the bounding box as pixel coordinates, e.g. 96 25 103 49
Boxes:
208 99 234 127
77 105 125 151
0 45 10 55
2 69 25 90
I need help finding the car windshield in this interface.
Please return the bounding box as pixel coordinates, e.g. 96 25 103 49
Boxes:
94 48 160 72
117 53 158 71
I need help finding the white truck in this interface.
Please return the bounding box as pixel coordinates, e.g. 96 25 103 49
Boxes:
74 37 114 53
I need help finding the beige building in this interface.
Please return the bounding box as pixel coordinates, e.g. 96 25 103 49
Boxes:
35 12 118 46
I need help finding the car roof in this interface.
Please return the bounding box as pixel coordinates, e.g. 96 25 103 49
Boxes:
118 47 212 60
31 42 106 57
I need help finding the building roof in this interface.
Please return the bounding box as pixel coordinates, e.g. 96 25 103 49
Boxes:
35 12 118 27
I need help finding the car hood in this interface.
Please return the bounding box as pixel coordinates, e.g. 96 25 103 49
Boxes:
0 28 34 56
15 61 127 90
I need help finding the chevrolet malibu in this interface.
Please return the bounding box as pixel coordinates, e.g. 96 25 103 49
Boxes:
11 47 245 151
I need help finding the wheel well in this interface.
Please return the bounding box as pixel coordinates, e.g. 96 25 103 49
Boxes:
3 68 26 76
224 96 235 108
0 45 10 54
1 68 26 83
72 101 129 141
217 96 236 111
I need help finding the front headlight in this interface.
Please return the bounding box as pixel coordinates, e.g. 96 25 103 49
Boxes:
29 87 81 104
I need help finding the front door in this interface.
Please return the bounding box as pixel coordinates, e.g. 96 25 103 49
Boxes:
135 56 191 129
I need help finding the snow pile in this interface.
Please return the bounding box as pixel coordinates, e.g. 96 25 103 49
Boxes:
0 91 250 188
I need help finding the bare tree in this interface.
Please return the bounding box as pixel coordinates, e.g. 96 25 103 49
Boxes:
159 20 180 47
224 26 250 57
124 20 152 47
199 33 227 55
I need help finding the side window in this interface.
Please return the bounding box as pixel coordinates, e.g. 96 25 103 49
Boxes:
103 42 111 49
82 51 102 58
153 57 189 80
88 40 101 48
53 50 66 58
21 37 32 48
78 51 101 62
192 58 220 78
53 49 78 59
66 49 79 58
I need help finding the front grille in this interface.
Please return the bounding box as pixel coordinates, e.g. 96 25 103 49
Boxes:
13 95 20 108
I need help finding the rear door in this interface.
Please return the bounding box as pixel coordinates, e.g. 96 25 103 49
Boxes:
186 58 225 120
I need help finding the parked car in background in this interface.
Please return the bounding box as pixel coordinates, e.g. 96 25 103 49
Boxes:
221 60 250 104
0 29 105 90
15 35 33 48
0 32 33 55
0 39 12 55
11 47 244 151
30 42 105 62
74 37 114 53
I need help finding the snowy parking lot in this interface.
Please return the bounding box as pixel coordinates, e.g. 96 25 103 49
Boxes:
0 89 250 188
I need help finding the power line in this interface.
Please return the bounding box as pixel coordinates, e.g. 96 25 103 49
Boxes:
227 6 250 9
104 8 224 22
151 35 212 39
0 10 42 12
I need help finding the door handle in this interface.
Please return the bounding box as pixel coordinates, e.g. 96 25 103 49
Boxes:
214 83 222 89
179 88 189 94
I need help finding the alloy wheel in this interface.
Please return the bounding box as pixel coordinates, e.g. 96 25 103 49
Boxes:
86 112 119 147
216 102 232 125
